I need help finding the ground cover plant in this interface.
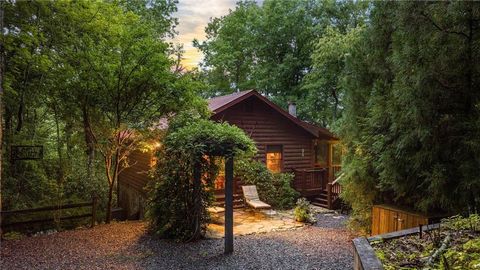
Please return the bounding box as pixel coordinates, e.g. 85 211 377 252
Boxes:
294 198 316 224
372 214 480 269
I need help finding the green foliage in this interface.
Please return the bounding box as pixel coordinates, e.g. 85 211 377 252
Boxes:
147 113 255 241
2 0 204 227
2 231 25 240
442 238 480 270
235 160 298 209
338 1 480 231
294 198 316 223
196 0 368 124
301 25 365 125
442 214 480 232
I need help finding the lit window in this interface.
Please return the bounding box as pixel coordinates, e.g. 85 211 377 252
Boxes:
266 145 282 173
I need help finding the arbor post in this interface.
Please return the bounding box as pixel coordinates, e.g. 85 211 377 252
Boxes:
224 156 234 254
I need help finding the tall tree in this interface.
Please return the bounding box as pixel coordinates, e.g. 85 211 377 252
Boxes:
2 0 205 222
339 1 480 231
47 1 199 222
196 0 368 124
195 0 320 100
194 0 260 96
0 0 5 233
299 1 368 126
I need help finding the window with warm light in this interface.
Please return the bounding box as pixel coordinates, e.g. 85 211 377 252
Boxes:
266 145 283 173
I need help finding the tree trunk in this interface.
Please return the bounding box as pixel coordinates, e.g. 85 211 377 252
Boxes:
104 141 121 224
0 0 5 235
331 87 339 121
82 105 96 186
53 103 64 183
106 182 114 223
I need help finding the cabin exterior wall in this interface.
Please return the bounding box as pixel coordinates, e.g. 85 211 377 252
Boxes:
211 96 315 172
118 149 152 219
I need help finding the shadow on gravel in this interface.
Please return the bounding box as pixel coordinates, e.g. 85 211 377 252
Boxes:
314 212 349 230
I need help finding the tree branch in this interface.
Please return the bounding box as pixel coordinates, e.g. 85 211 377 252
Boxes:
421 11 469 39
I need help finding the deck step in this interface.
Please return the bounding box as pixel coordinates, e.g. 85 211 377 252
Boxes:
311 201 329 208
310 193 330 208
213 202 245 209
214 193 242 200
213 194 245 208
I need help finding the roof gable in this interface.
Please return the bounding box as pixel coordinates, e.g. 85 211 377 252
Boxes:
207 90 336 139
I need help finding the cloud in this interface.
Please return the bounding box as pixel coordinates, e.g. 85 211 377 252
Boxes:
170 0 237 69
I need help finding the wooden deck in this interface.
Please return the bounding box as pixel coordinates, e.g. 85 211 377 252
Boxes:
213 165 342 210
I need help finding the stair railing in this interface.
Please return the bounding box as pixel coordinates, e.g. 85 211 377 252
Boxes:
327 173 343 209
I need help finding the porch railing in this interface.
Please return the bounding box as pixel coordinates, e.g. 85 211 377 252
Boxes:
292 168 327 191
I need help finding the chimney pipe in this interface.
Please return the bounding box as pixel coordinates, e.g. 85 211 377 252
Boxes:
288 102 297 117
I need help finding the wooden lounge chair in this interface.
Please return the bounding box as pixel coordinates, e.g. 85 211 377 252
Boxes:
241 185 271 209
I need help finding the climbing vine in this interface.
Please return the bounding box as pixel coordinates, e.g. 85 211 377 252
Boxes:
147 111 256 241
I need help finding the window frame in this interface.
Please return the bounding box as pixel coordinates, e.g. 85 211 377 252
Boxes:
313 140 329 167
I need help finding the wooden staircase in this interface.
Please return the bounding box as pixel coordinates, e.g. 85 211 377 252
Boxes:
213 193 245 209
310 190 329 208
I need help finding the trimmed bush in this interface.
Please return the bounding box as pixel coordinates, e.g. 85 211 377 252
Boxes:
235 159 298 209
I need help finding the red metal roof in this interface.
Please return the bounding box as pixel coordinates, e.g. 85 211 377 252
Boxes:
207 90 337 139
208 90 255 112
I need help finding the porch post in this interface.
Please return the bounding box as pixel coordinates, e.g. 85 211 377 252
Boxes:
224 156 234 254
327 142 333 183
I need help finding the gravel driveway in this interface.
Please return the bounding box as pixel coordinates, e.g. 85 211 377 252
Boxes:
1 212 354 270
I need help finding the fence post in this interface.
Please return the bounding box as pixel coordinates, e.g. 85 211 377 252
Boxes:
91 194 98 228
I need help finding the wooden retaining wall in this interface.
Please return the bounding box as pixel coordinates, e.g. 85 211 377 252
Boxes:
371 204 444 235
353 223 441 270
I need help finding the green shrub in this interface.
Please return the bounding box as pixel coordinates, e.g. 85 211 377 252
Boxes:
235 159 298 209
294 198 316 223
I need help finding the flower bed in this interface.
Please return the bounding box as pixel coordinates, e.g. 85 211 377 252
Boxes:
353 215 480 270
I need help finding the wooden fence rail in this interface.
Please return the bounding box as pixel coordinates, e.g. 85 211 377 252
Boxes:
1 195 98 230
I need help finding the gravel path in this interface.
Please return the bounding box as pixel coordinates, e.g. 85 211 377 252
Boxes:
1 213 354 270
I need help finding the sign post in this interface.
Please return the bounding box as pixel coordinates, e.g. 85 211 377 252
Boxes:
11 145 43 161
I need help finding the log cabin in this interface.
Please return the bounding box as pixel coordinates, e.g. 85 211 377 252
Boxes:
118 90 342 219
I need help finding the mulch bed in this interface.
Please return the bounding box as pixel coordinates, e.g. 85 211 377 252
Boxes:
1 213 354 270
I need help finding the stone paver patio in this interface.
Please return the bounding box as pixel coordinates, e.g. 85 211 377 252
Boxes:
206 208 305 238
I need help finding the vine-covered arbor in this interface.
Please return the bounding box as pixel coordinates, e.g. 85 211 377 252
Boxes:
148 114 255 253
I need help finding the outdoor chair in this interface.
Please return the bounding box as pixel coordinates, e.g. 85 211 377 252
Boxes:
241 185 271 209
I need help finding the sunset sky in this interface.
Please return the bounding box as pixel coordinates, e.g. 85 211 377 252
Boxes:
170 0 237 69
